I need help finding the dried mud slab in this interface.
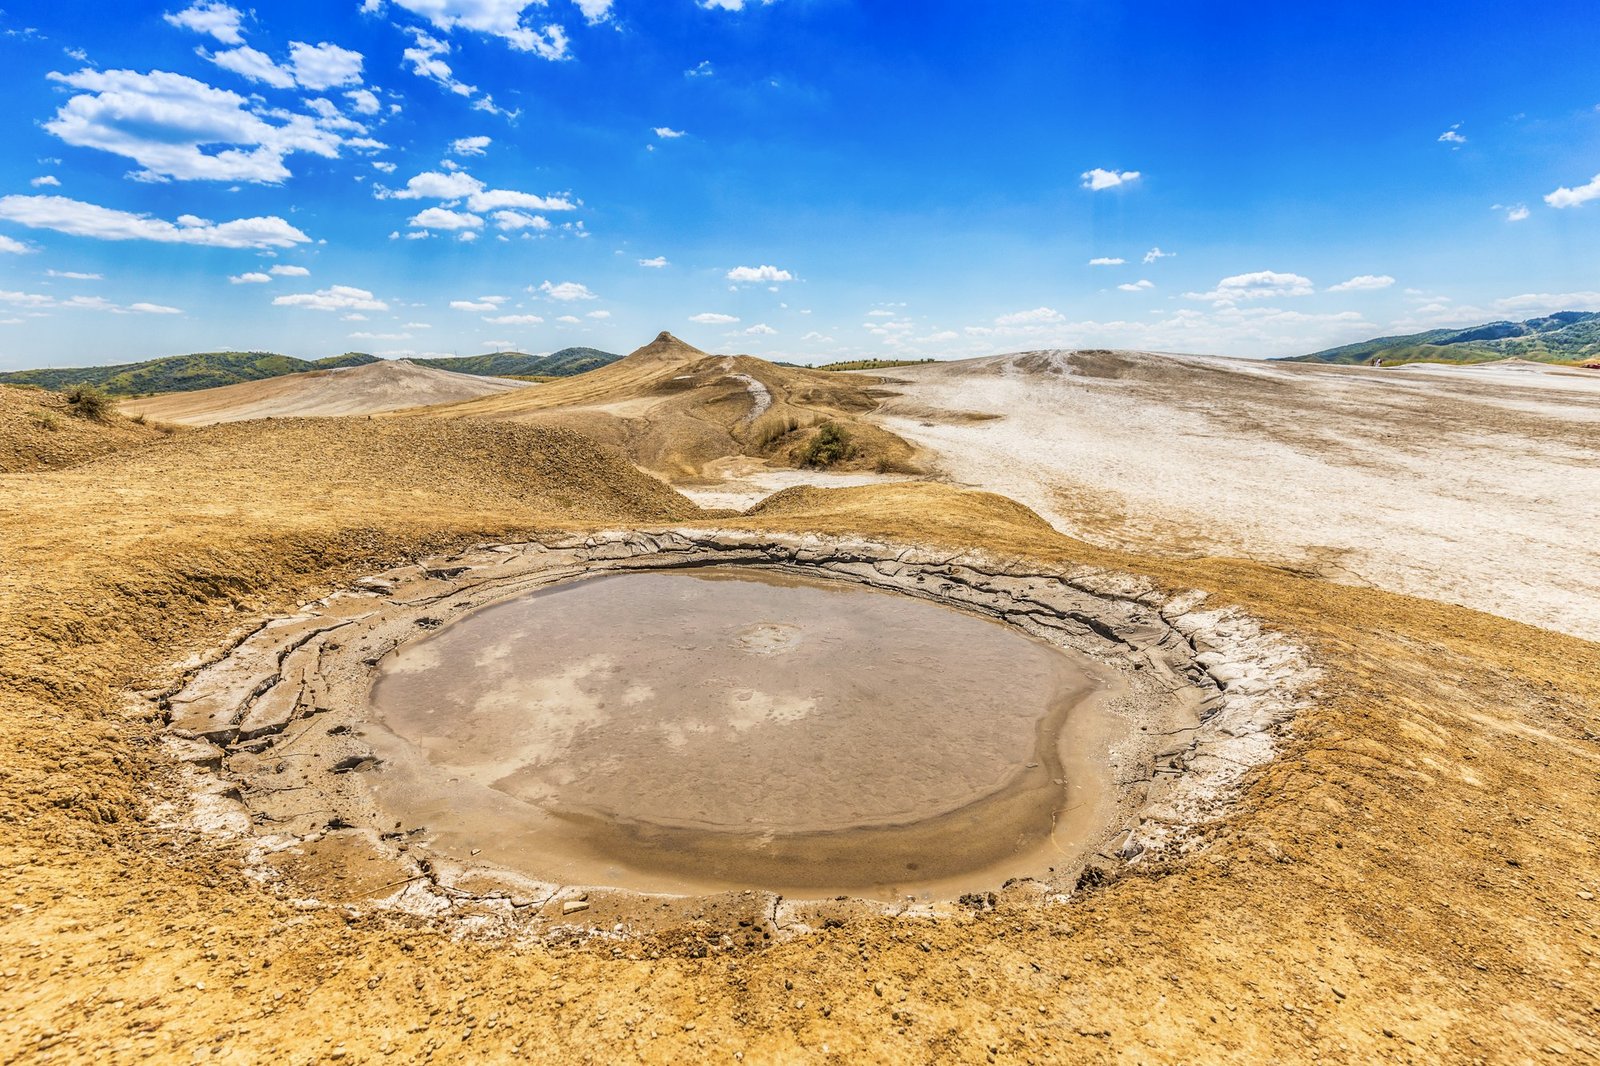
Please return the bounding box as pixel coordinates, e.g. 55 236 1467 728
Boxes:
150 529 1314 943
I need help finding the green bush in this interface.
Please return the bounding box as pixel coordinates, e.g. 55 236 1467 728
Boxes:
65 383 115 422
797 422 857 467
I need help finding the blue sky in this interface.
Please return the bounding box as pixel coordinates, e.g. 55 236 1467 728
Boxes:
0 0 1596 370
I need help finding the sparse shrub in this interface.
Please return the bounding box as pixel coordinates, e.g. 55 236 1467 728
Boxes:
750 412 800 449
31 410 60 432
130 413 147 425
64 382 114 422
797 421 858 467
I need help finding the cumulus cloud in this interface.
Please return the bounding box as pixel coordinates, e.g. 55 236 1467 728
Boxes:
727 264 792 284
700 0 776 10
273 285 388 311
743 323 777 335
379 169 577 212
0 290 181 314
31 176 61 188
402 30 477 98
1118 279 1154 292
1327 274 1395 293
269 264 310 276
449 296 507 311
387 0 570 59
587 310 610 319
685 60 714 77
408 206 483 230
287 42 365 90
1080 168 1140 191
653 126 685 139
1088 257 1124 266
538 280 598 301
164 2 245 45
1185 270 1315 304
0 235 35 255
574 0 614 24
345 88 381 114
46 270 100 279
1501 203 1530 222
0 194 310 248
1545 173 1600 209
556 315 581 324
490 210 549 231
1438 123 1466 146
207 46 295 88
638 256 668 268
229 271 271 283
690 312 738 324
44 68 361 183
450 135 491 156
484 313 543 324
995 307 1064 327
1143 247 1176 264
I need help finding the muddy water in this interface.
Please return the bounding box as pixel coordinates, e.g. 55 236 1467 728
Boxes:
364 567 1123 899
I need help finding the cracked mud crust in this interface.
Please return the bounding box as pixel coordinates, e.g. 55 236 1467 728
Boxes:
153 529 1315 939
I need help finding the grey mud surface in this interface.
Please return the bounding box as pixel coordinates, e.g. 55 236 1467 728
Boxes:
153 530 1314 943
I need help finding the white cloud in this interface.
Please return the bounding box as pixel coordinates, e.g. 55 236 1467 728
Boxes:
1081 168 1140 191
345 88 381 114
556 315 580 324
164 2 245 45
379 169 577 212
700 0 776 9
539 280 596 301
387 0 570 59
409 206 483 230
865 309 896 317
349 330 412 340
450 135 491 156
1118 279 1154 292
575 0 614 23
1186 270 1315 304
30 176 61 188
207 46 296 89
1438 123 1466 146
450 296 507 311
288 42 365 90
1545 173 1600 209
690 312 738 324
402 30 477 97
46 269 100 279
467 187 575 211
637 256 668 268
743 323 776 335
484 313 543 324
0 290 181 314
727 264 793 283
995 307 1064 327
1504 204 1530 222
654 126 686 139
0 194 309 248
1327 274 1395 293
0 235 35 255
269 264 310 276
45 68 354 183
1143 247 1176 264
1088 257 1124 266
273 285 388 311
587 310 610 319
491 209 549 231
229 271 271 283
685 60 714 77
1493 291 1600 312
456 231 478 242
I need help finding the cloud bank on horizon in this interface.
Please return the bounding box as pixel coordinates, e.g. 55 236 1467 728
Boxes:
0 0 1596 368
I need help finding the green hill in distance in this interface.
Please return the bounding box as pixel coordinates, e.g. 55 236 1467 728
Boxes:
0 347 622 396
0 351 379 396
1289 311 1600 366
408 348 620 378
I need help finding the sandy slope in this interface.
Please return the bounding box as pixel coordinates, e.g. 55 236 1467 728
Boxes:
119 359 529 425
871 350 1600 640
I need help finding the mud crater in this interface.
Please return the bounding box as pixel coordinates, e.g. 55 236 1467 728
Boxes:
154 530 1313 940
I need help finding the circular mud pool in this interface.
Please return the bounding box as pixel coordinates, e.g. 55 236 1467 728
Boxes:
362 568 1121 898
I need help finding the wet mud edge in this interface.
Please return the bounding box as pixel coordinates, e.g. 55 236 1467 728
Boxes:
142 528 1317 946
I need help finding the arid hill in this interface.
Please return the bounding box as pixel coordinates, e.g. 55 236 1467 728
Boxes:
420 332 921 481
0 383 166 472
119 359 529 426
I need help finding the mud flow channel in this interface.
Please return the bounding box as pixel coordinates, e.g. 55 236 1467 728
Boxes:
362 567 1123 899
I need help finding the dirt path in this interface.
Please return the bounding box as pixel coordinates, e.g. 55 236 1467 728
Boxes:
871 350 1600 640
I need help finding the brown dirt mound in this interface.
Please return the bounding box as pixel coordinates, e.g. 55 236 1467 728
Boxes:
420 332 923 481
2 415 1598 1063
0 383 167 472
119 359 529 426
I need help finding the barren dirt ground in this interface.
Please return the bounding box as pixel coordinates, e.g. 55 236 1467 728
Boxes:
2 360 1599 1064
871 350 1600 640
